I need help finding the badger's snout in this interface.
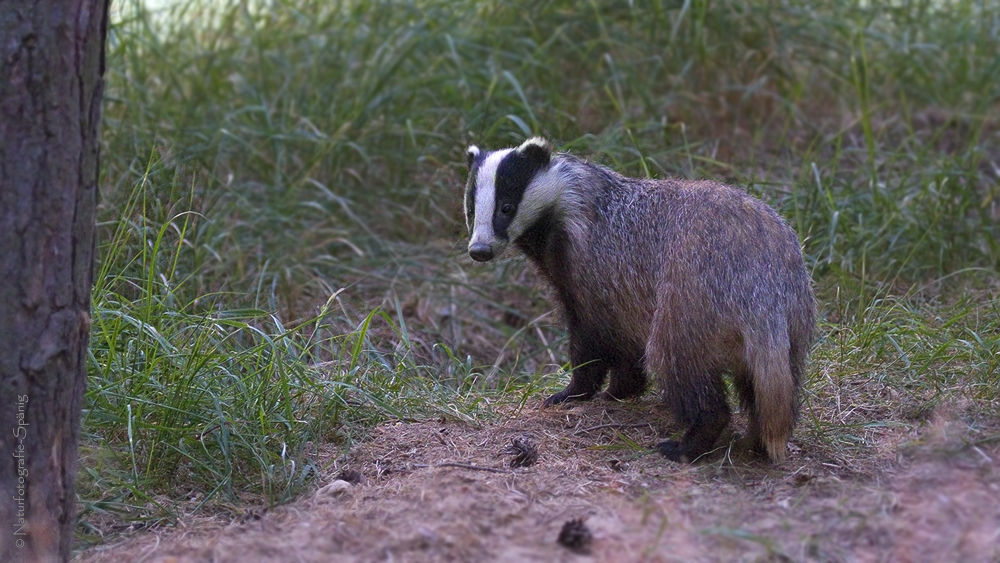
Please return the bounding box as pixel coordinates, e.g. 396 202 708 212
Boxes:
469 242 494 262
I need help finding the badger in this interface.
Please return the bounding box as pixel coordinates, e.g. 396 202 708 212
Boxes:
463 137 815 463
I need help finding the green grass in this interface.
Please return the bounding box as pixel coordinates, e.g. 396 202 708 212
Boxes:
804 285 1000 464
80 0 1000 543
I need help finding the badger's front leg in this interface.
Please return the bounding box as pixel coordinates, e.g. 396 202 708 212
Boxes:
542 336 607 406
601 356 647 401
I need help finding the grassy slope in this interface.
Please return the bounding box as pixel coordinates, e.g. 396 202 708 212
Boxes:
78 0 999 544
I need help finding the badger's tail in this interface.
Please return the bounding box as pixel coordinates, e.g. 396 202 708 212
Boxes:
745 328 800 462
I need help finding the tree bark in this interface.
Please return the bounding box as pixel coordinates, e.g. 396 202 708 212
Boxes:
0 1 109 561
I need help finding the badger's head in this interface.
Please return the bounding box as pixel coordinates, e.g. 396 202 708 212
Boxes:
463 137 557 262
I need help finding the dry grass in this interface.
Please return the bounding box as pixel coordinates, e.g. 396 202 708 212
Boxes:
75 394 1000 562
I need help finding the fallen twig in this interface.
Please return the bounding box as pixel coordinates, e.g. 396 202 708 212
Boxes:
434 462 512 474
574 422 653 435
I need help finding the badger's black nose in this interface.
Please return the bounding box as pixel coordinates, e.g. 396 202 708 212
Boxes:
469 243 494 262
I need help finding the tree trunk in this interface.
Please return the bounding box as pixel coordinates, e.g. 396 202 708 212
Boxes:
0 1 109 561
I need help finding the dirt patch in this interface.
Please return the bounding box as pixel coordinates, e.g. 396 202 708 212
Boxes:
74 400 1000 562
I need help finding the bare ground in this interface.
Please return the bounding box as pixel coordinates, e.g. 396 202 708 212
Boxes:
74 398 1000 563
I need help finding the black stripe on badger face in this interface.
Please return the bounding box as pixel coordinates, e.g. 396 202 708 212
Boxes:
491 149 549 241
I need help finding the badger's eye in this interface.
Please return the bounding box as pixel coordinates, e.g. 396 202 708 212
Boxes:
500 203 514 215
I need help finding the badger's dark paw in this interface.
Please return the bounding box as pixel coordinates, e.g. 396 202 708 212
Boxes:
600 377 647 401
655 440 692 463
542 390 568 407
542 388 593 407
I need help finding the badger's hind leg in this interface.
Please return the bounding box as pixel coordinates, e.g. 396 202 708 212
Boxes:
543 336 607 406
647 314 731 463
654 365 731 463
731 363 766 457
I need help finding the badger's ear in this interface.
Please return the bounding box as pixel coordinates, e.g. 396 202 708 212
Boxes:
517 137 552 167
465 145 480 170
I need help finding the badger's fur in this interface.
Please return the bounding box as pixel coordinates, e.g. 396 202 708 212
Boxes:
463 137 815 463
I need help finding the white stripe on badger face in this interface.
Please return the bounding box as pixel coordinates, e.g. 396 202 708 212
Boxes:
506 160 566 240
469 148 513 249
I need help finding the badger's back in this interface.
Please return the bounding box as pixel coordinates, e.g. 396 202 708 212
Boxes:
529 163 813 357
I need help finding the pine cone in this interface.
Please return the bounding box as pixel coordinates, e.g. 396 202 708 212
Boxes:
557 517 592 552
505 436 539 468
